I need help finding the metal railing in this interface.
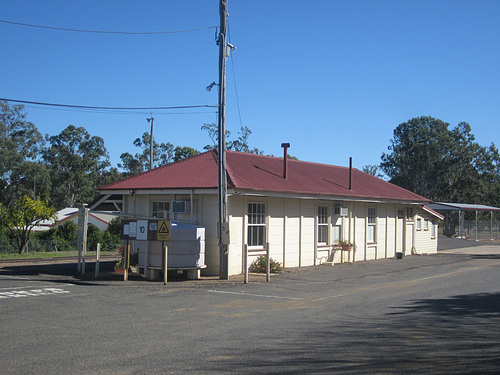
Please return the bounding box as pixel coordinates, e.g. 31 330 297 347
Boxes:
443 220 500 241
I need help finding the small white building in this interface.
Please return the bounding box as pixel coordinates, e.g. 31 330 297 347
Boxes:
33 207 118 232
98 150 443 276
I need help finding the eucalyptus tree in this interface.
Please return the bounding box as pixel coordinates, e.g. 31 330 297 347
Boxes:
201 123 263 154
173 146 199 162
43 125 110 209
0 101 47 206
118 132 174 175
381 116 500 206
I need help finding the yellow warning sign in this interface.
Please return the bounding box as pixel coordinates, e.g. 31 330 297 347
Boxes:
157 220 171 241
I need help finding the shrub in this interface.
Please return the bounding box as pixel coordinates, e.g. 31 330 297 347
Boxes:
107 217 121 237
100 230 120 252
0 229 17 253
250 255 283 273
86 224 102 252
56 221 78 242
34 221 78 252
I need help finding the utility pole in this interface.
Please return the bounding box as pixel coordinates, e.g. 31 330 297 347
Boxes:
147 117 154 170
218 0 229 279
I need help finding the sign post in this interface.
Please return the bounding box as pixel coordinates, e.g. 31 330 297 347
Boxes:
163 242 168 285
244 244 248 284
120 219 171 282
77 204 88 273
95 243 100 279
157 220 171 241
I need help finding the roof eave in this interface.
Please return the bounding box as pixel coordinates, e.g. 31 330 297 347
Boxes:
232 188 430 204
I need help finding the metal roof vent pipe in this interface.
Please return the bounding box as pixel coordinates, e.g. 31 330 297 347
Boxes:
281 143 290 179
349 157 352 190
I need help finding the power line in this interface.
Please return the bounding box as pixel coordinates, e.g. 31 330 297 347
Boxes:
22 104 218 116
0 19 217 35
0 98 218 112
228 24 244 129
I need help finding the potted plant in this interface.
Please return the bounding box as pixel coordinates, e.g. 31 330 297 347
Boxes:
337 239 355 252
114 257 125 273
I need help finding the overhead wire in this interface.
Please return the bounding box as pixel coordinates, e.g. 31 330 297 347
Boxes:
0 98 218 115
21 105 217 116
0 19 219 118
0 19 217 35
227 23 244 129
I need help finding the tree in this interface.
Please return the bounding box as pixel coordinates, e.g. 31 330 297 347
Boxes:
362 165 385 179
174 146 199 162
43 125 110 208
3 195 57 254
381 116 500 206
0 101 46 206
201 123 230 151
202 123 263 154
381 116 450 199
118 132 174 175
0 202 6 225
97 167 124 189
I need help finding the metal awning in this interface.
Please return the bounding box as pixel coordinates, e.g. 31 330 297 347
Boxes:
428 202 500 212
427 202 500 240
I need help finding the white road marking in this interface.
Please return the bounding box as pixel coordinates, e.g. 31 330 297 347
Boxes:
312 259 500 302
0 284 75 291
207 290 302 300
0 287 70 299
208 260 500 304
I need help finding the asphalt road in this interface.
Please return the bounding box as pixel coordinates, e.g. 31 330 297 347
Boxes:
1 240 499 374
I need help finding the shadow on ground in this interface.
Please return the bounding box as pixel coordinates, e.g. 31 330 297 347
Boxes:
201 292 500 374
0 260 215 284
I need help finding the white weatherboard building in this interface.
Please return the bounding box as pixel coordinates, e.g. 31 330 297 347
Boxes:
33 207 118 232
97 150 443 277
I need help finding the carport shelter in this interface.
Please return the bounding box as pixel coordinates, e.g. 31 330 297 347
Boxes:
427 202 500 240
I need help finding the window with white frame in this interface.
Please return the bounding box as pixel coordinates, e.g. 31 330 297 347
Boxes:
152 201 170 219
334 205 341 215
431 221 436 238
318 205 328 245
248 203 266 247
406 207 413 221
367 207 377 243
424 219 429 231
416 218 422 230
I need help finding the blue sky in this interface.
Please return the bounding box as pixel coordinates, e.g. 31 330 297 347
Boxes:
1 0 499 172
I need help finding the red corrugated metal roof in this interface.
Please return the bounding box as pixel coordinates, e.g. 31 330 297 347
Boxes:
100 151 219 190
100 150 429 203
423 206 446 220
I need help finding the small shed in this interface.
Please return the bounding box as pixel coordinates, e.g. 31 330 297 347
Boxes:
33 207 119 232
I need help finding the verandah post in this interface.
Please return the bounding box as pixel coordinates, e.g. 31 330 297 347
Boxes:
266 242 270 282
244 244 248 284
